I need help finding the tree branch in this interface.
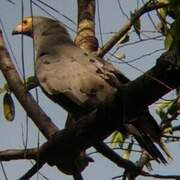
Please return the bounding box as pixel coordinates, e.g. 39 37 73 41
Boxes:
75 0 98 52
97 1 169 57
0 30 59 139
0 148 37 161
121 43 180 121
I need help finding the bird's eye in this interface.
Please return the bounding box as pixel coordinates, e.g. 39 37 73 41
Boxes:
23 20 28 24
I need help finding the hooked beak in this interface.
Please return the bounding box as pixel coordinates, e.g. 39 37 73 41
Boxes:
12 24 29 35
12 17 33 36
12 29 19 35
12 24 22 35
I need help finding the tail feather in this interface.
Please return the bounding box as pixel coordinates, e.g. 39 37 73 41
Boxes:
133 112 172 161
134 133 167 164
128 123 167 164
158 141 173 160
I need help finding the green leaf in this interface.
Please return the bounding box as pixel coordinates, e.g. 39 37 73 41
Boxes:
25 76 38 90
145 161 153 171
3 93 15 121
0 87 6 94
158 0 170 3
158 110 167 120
164 18 180 50
156 100 173 113
114 53 126 60
122 141 133 160
163 125 173 134
0 83 10 94
165 32 174 50
159 142 173 160
158 7 167 18
111 131 124 148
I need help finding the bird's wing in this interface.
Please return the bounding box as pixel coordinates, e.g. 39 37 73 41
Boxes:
36 51 117 113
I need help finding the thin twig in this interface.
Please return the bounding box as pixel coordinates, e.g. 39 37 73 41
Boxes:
143 173 180 179
6 0 15 5
0 162 8 180
97 1 169 57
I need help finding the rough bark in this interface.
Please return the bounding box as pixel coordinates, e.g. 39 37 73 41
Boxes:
75 0 98 52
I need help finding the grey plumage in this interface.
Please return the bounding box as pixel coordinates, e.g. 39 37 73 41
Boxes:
12 16 171 163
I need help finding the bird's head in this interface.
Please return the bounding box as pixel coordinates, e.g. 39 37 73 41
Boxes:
12 16 64 37
12 16 34 36
12 16 73 52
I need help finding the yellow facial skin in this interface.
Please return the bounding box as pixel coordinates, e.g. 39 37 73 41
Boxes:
12 17 33 35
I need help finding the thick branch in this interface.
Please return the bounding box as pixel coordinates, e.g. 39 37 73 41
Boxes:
122 43 180 121
97 1 169 57
93 142 139 171
0 30 59 139
75 0 98 52
0 148 37 161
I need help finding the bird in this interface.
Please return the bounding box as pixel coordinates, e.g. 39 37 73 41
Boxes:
12 16 171 164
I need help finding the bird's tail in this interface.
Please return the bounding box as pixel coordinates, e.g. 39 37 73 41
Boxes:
132 111 173 162
158 141 173 160
127 123 167 164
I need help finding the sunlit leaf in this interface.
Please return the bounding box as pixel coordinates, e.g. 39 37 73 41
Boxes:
160 142 173 160
3 93 15 121
156 100 173 113
0 83 10 94
145 161 153 171
157 110 167 120
158 0 170 3
165 31 174 50
122 141 133 160
111 131 124 148
0 87 6 94
158 7 167 18
163 125 173 134
114 53 126 60
156 100 174 123
4 83 9 92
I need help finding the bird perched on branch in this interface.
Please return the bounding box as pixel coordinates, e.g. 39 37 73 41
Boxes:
12 16 170 165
